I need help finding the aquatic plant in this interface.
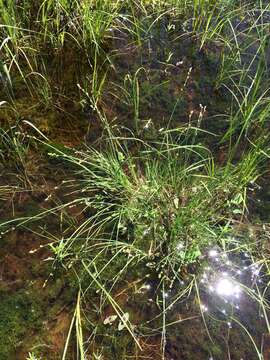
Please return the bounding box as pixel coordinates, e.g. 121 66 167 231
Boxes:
0 0 270 359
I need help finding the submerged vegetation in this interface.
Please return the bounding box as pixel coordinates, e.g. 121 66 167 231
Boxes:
1 0 270 359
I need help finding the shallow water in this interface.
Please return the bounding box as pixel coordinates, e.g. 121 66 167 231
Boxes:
0 11 270 359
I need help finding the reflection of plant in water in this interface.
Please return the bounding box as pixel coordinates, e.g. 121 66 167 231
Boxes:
1 0 270 359
12 117 268 358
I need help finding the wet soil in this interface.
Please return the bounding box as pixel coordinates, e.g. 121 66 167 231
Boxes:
0 15 270 360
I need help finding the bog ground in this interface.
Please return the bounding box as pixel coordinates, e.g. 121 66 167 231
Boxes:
0 1 270 359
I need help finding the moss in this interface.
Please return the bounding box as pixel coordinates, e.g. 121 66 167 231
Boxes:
0 290 43 359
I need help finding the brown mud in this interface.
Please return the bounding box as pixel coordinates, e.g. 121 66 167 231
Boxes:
0 16 269 360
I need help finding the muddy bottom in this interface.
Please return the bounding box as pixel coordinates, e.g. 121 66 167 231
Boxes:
0 12 270 360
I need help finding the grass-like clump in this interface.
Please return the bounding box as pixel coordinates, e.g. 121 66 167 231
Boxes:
0 0 270 359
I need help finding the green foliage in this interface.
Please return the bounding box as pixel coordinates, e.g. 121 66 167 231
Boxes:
0 124 29 171
0 0 270 358
0 291 42 359
27 353 41 360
